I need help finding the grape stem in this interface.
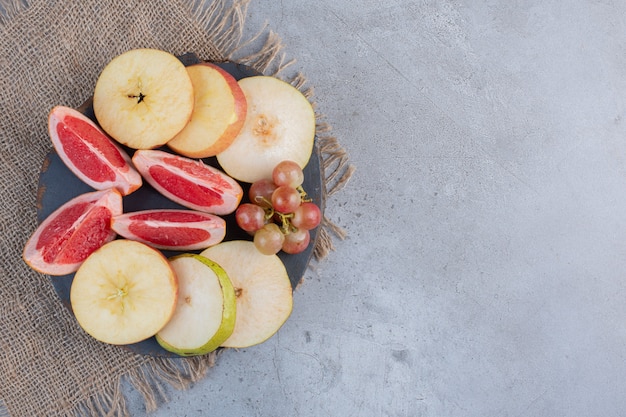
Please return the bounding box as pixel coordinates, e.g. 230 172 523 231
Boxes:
252 184 313 236
253 195 297 235
297 186 312 203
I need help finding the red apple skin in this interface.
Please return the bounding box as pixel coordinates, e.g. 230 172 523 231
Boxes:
206 62 248 154
167 62 247 158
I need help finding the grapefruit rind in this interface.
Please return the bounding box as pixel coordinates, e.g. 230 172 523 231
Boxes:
23 189 123 276
132 149 243 215
48 105 142 196
111 209 226 251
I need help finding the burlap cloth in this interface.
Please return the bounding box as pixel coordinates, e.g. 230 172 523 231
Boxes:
0 1 353 415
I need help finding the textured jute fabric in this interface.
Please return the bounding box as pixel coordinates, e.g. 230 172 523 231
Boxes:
0 0 352 416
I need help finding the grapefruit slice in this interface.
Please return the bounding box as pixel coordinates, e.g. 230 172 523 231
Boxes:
111 209 226 251
23 189 122 276
200 241 293 348
132 149 243 215
48 105 142 196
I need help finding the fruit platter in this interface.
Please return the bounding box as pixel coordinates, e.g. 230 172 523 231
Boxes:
25 50 325 357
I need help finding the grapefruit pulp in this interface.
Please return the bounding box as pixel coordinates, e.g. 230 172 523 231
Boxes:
23 188 123 276
111 209 226 251
48 106 142 196
132 149 243 215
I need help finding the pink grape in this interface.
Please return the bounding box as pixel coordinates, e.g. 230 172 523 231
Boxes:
291 202 322 230
271 186 301 214
235 203 266 233
249 179 277 208
253 223 285 255
282 228 311 254
273 160 304 188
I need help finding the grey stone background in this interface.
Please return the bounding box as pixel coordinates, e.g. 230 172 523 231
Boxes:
129 1 626 416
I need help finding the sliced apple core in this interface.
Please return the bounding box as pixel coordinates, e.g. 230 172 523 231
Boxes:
216 76 316 183
70 239 178 345
201 240 293 348
167 63 247 158
93 48 194 149
156 254 236 356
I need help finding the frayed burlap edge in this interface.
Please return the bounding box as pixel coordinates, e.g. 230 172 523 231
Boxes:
0 0 354 416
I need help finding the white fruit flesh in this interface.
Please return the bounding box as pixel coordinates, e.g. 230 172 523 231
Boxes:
201 240 293 348
70 239 178 345
216 76 316 183
93 48 194 149
167 63 246 158
156 255 236 355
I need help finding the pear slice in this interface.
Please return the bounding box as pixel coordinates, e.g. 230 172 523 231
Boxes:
201 240 293 348
216 76 316 183
156 254 236 356
70 239 178 345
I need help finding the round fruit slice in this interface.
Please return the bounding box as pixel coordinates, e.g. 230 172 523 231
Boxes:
93 48 194 149
111 209 226 251
216 76 316 183
156 254 236 356
167 63 247 158
132 149 243 215
48 105 143 196
70 239 178 345
22 188 122 276
200 240 293 348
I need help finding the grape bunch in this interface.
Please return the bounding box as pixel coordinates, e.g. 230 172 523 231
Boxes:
235 160 322 255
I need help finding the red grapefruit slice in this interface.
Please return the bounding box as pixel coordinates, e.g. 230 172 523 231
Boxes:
132 149 243 215
111 209 226 251
48 105 143 196
23 189 123 276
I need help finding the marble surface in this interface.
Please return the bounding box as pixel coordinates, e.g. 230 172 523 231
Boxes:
127 1 626 415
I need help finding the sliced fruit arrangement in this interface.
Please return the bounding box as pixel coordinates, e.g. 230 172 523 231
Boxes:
70 239 178 345
132 149 243 215
156 254 236 356
93 48 195 149
48 105 142 196
28 48 323 355
167 62 247 158
111 209 226 251
217 75 316 184
201 241 293 348
23 188 122 276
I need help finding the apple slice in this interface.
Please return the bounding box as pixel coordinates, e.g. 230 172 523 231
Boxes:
216 76 316 183
167 63 247 158
156 254 236 356
200 240 293 348
93 48 194 149
70 239 178 345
